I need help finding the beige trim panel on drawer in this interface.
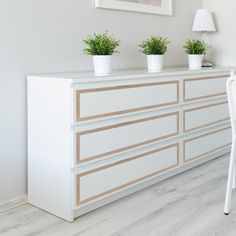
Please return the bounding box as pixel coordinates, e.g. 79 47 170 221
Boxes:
184 127 231 163
183 101 229 132
76 112 179 164
76 81 179 122
183 76 228 102
76 143 179 205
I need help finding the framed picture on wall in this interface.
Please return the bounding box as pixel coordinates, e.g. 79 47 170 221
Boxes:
95 0 173 16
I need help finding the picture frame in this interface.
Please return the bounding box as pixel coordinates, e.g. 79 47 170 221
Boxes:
95 0 173 16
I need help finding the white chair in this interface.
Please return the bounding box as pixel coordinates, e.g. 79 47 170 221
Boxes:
224 70 236 215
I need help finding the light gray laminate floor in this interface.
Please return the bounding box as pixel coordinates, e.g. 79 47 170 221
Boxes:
1 155 236 236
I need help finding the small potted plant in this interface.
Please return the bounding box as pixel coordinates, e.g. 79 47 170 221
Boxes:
183 39 208 70
139 36 170 73
83 32 120 76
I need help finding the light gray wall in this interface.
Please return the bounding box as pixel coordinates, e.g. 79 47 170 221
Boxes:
0 0 202 203
203 0 236 66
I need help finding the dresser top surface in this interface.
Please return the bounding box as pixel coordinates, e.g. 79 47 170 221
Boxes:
28 66 234 83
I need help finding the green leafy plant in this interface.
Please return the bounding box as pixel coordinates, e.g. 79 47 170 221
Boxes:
139 36 170 55
183 39 208 55
83 32 120 55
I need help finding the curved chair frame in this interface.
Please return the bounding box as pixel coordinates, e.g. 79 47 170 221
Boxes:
224 70 236 215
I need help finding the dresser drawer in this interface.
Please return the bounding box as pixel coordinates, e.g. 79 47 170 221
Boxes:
183 101 229 132
76 81 179 122
184 127 231 163
76 143 179 205
183 76 228 102
76 112 179 164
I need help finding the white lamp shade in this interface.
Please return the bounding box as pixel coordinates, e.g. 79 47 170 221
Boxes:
192 9 216 32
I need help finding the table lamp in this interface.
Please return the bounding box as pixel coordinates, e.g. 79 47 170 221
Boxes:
192 9 216 67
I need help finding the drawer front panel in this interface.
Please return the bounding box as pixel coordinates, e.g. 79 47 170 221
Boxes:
184 127 231 163
76 143 179 205
184 76 228 102
76 81 179 121
77 112 179 163
184 102 229 132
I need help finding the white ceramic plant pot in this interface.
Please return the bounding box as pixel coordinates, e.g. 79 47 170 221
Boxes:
188 54 203 70
93 55 112 76
147 55 164 73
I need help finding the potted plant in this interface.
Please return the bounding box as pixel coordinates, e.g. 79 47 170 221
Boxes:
183 39 208 70
83 32 120 76
139 36 170 73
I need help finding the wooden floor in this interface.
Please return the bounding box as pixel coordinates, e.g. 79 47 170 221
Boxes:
1 155 236 236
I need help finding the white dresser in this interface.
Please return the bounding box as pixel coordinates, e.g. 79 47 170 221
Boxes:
28 67 232 221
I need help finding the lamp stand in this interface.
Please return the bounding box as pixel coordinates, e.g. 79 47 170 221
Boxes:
202 32 214 67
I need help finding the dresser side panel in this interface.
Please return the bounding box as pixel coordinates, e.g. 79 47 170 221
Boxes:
27 76 73 221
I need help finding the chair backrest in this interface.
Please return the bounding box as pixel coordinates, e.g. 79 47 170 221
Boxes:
227 70 236 137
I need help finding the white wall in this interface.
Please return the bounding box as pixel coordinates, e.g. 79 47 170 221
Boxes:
203 0 236 66
0 0 202 203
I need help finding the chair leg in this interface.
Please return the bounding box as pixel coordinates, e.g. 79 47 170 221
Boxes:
224 140 236 215
233 163 236 190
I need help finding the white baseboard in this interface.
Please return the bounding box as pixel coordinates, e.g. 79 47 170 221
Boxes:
0 195 27 213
